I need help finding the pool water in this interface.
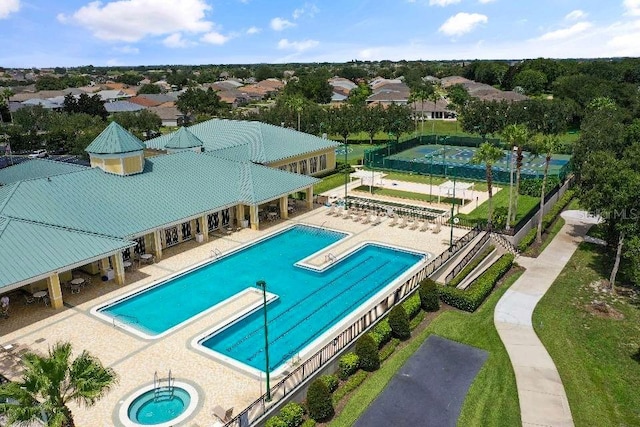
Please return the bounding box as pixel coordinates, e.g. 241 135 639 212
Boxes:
101 225 422 371
128 387 190 425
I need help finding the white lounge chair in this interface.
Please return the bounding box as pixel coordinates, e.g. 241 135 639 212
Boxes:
212 405 233 423
372 215 381 226
410 219 419 230
327 205 335 215
342 209 351 219
432 222 442 233
420 221 430 232
389 216 398 226
361 213 371 224
399 217 408 228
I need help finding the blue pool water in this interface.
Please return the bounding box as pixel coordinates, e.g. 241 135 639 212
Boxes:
128 387 190 425
101 225 422 371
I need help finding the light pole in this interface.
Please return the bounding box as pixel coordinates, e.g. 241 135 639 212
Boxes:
506 145 517 231
256 280 271 402
343 139 348 202
448 166 456 252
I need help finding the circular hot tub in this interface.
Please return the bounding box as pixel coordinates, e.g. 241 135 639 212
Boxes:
119 382 199 427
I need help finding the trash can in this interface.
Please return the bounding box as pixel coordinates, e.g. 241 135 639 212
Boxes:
241 220 249 228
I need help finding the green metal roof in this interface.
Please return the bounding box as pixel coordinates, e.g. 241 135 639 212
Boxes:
0 159 88 185
146 119 340 163
165 127 204 149
0 215 134 290
0 151 318 238
85 121 145 154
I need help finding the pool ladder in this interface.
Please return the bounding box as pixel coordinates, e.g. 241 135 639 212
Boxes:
325 253 336 264
153 370 174 401
210 248 222 259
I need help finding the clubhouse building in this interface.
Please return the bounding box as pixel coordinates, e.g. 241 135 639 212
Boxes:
0 119 339 310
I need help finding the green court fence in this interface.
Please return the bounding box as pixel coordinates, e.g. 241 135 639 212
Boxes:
364 136 571 184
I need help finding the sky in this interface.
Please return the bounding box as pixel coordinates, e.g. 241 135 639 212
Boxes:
1 0 640 67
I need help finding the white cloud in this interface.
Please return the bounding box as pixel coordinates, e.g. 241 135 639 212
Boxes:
57 0 213 42
163 33 189 48
439 13 488 36
246 26 261 35
293 3 319 19
277 38 319 52
106 58 123 66
565 9 587 21
537 22 592 41
429 0 461 6
270 17 295 31
0 0 20 19
624 0 640 16
113 45 139 54
201 31 230 45
478 0 496 3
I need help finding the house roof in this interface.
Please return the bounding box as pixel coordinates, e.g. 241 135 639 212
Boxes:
0 151 318 238
104 100 145 113
85 121 146 154
97 90 130 101
146 119 340 163
410 99 454 113
147 106 183 121
0 159 88 185
165 127 203 149
129 96 163 107
0 215 134 290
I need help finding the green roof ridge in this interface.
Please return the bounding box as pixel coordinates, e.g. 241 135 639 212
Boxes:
165 127 204 149
85 121 145 154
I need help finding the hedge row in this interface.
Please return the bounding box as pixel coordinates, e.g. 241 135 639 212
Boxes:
517 189 575 252
439 254 515 312
519 177 560 197
265 402 305 427
447 245 495 288
331 371 368 405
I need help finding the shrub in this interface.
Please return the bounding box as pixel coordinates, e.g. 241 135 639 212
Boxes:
517 189 574 252
355 334 380 371
448 245 495 288
265 415 287 427
279 402 304 427
402 293 421 319
319 374 338 393
419 278 440 311
300 420 316 427
379 338 399 362
306 378 334 421
519 177 560 197
332 370 368 405
492 206 509 230
337 352 359 380
388 305 410 340
369 319 392 348
439 253 514 312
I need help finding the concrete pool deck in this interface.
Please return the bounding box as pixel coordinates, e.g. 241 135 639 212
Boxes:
0 205 468 426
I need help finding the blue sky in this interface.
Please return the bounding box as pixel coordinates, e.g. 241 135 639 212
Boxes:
1 0 639 67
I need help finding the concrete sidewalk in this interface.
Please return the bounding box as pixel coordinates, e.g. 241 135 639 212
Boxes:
494 210 600 427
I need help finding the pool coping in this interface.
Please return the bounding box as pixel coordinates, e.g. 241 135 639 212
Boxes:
115 380 200 427
89 224 348 340
190 239 431 380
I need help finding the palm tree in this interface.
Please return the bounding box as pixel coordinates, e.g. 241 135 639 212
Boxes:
427 82 446 135
533 133 561 243
0 88 14 123
500 124 529 227
284 95 305 131
471 142 505 227
409 83 432 134
0 342 118 427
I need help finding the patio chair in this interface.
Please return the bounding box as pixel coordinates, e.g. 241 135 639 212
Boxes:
399 217 408 229
389 216 398 227
342 209 351 220
23 292 35 305
410 220 420 230
432 222 442 233
212 405 233 423
371 215 381 226
327 205 335 216
361 213 371 224
419 221 430 232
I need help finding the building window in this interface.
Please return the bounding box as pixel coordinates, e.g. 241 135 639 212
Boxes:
221 208 230 226
164 226 179 247
181 221 192 240
208 212 220 231
319 154 327 171
133 236 146 256
299 159 308 175
289 162 298 173
310 156 318 174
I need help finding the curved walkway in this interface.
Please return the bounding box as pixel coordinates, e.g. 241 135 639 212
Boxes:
494 210 600 427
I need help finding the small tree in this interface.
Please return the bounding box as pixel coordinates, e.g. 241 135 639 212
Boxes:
388 305 410 340
471 142 506 227
419 279 440 312
306 378 334 421
355 334 380 371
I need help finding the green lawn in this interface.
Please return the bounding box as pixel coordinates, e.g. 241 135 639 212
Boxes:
330 269 523 427
533 244 640 426
314 172 348 194
457 187 539 224
333 143 381 165
379 170 489 192
353 185 463 205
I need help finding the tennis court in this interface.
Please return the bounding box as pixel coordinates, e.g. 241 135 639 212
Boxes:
388 144 570 176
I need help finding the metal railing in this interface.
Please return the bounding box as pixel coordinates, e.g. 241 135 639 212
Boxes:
444 232 491 284
223 227 480 427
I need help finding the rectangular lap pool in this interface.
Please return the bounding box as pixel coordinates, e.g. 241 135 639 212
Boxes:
95 225 424 373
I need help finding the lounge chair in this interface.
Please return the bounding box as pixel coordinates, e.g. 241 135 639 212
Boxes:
371 215 381 226
419 221 430 232
327 205 335 216
399 217 408 228
342 209 351 220
432 222 442 233
410 220 419 230
361 213 371 224
389 216 398 227
212 405 233 423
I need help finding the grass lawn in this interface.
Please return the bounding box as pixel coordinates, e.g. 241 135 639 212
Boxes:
353 185 463 205
372 170 489 192
457 187 539 224
330 269 523 427
333 143 381 165
533 244 640 426
314 172 348 194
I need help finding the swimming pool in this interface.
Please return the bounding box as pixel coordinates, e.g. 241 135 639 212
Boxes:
96 225 424 373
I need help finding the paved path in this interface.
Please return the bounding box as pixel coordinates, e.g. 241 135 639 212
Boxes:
354 335 487 427
494 210 600 427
